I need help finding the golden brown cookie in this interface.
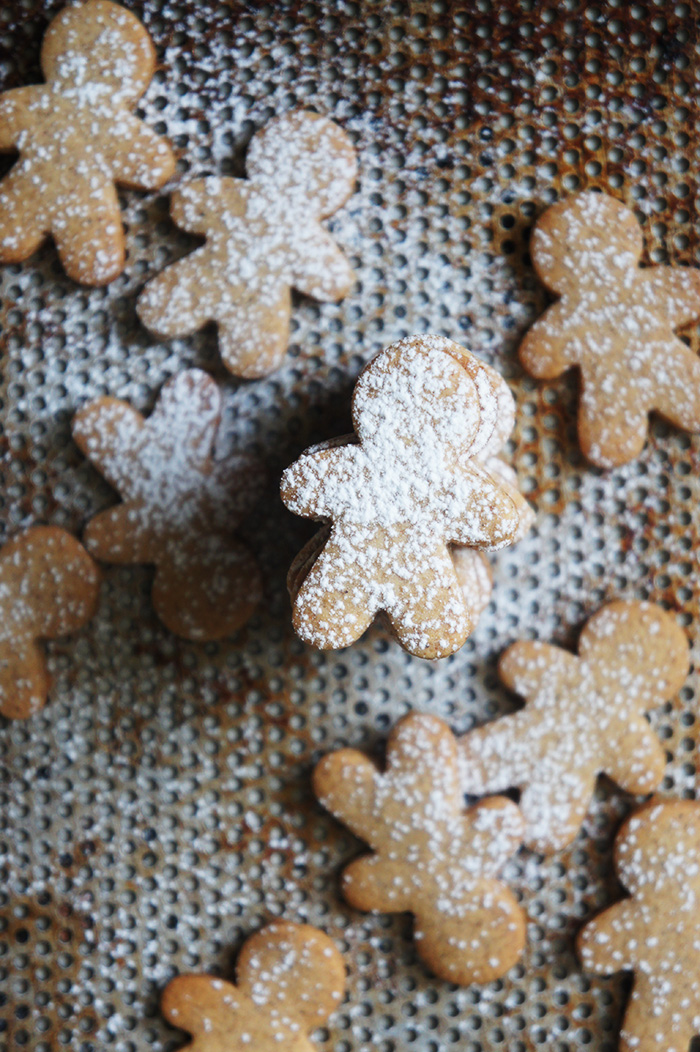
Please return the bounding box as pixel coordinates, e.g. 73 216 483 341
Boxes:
138 110 357 378
519 191 700 467
0 0 175 285
0 526 100 720
459 601 689 854
162 921 345 1052
72 369 263 641
577 798 700 1052
313 712 526 985
281 335 531 659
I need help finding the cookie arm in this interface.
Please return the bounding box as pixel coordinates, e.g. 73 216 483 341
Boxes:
161 974 240 1035
642 335 700 435
83 505 156 565
645 266 700 329
288 223 354 302
281 446 356 519
313 749 380 846
499 640 577 700
604 717 666 796
577 900 639 975
0 87 38 150
138 250 215 338
519 299 579 379
447 469 520 550
104 114 175 190
72 399 146 496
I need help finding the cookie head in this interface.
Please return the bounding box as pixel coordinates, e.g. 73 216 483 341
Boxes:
579 600 689 709
41 0 156 105
352 337 482 471
246 110 357 217
161 921 345 1051
615 798 700 898
532 191 644 296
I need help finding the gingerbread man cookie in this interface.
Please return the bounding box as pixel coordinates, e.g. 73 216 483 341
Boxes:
162 921 345 1052
281 335 531 659
459 601 689 854
138 110 357 378
314 712 526 985
0 526 100 720
0 0 175 285
519 191 700 467
72 369 263 641
578 798 700 1052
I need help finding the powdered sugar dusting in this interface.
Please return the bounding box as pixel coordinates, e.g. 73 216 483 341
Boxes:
282 336 529 658
72 369 264 640
162 921 345 1050
0 0 174 284
314 712 525 985
138 110 357 378
520 191 700 468
460 600 688 854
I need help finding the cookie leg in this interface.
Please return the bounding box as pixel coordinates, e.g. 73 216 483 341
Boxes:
577 381 649 468
292 545 375 650
386 569 472 660
414 888 526 986
217 285 291 379
0 168 48 264
137 252 215 338
648 336 700 434
0 638 50 720
152 539 262 642
51 188 125 286
619 982 689 1052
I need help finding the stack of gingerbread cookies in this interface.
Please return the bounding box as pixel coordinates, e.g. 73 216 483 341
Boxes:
1 4 700 1052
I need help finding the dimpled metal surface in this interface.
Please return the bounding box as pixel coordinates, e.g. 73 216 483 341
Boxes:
1 2 699 1051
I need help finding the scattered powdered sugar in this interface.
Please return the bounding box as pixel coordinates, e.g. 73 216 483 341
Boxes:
1 4 698 1049
71 368 264 640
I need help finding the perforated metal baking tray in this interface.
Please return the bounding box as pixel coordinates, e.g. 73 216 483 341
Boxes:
1 1 699 1050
